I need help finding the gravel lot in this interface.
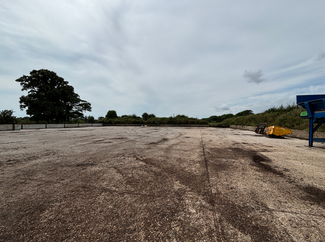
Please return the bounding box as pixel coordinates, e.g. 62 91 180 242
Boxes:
1 126 325 241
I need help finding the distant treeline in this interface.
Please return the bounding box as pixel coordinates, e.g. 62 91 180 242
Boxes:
211 104 318 131
100 111 208 125
0 110 207 125
202 110 253 123
1 105 319 131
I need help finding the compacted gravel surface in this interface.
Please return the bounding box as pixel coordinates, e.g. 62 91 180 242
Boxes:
0 126 325 241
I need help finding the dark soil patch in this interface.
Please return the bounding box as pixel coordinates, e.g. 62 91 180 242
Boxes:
215 198 290 241
252 155 284 176
202 146 292 241
206 147 283 177
298 185 325 207
148 138 169 145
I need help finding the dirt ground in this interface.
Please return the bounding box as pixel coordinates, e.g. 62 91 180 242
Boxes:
0 127 325 241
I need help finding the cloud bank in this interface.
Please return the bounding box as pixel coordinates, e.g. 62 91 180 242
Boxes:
1 0 325 118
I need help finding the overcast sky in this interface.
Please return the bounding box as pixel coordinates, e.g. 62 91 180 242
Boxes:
1 0 325 119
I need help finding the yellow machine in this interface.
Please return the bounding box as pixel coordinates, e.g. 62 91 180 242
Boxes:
266 126 292 137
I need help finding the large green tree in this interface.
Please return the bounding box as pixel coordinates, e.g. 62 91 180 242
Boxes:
16 69 91 122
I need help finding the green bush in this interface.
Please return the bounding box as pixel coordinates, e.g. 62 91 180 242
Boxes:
0 110 17 124
218 105 312 130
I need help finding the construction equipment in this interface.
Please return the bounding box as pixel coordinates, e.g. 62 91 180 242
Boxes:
255 123 267 134
255 123 292 138
300 111 308 119
297 94 325 146
266 126 292 137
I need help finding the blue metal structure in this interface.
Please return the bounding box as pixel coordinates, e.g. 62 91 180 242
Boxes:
297 94 325 146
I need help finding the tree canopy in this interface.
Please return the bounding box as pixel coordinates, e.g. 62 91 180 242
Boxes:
0 110 17 124
142 112 149 121
235 110 253 117
106 110 118 119
142 113 155 120
16 69 91 122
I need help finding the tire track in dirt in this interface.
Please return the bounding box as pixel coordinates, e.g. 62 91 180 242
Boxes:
228 146 325 209
200 133 294 241
110 131 218 240
200 131 222 241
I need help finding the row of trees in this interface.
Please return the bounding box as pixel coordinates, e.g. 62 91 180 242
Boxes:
0 110 98 124
102 111 208 125
105 110 156 121
2 103 306 129
0 105 309 129
0 108 208 125
1 68 281 126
